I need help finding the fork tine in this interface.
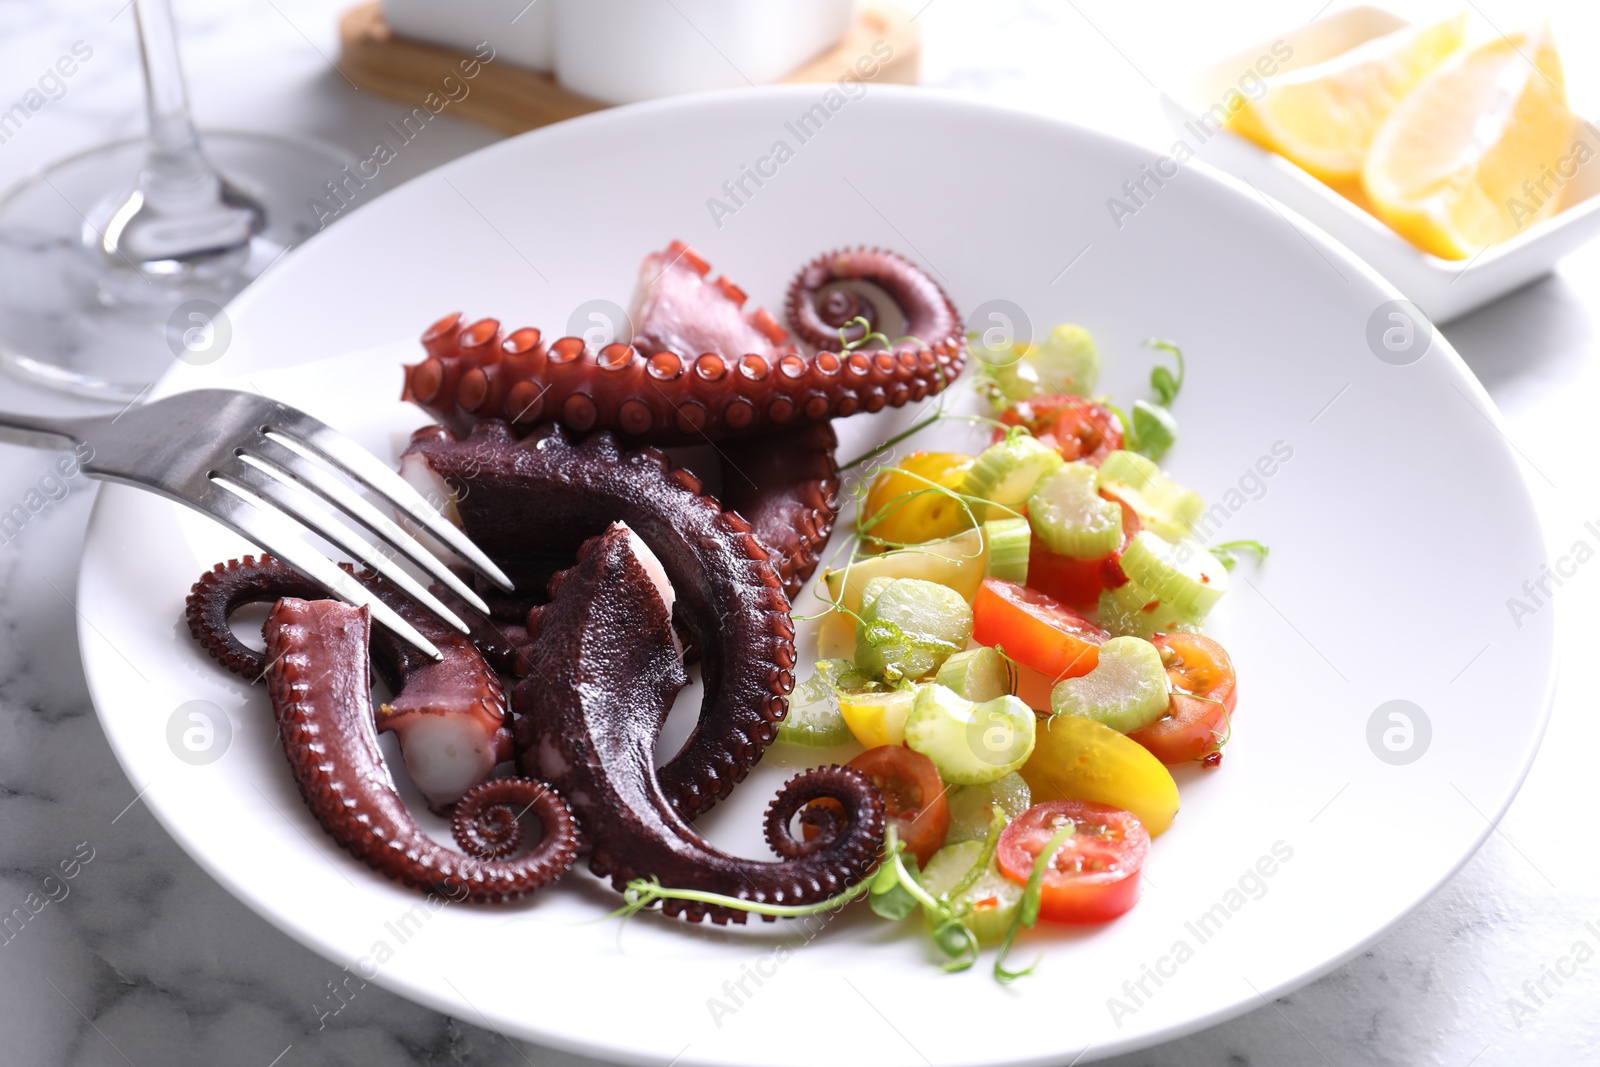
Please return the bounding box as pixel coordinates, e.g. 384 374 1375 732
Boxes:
203 477 443 661
266 412 515 592
246 434 495 617
227 455 472 635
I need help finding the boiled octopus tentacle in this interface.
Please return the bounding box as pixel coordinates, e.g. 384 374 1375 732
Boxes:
400 242 965 446
400 245 878 597
516 523 883 923
401 421 795 819
718 421 841 601
786 246 963 353
185 555 513 810
439 429 836 607
185 555 327 678
263 597 576 901
430 583 534 677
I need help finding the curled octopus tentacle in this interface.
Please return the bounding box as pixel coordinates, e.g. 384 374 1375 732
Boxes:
264 597 576 902
400 242 965 446
451 777 569 860
185 555 514 810
447 427 839 607
185 555 326 678
516 524 884 923
785 246 964 353
763 765 881 861
401 422 795 819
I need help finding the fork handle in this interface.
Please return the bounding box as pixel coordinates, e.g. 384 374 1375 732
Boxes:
0 410 91 451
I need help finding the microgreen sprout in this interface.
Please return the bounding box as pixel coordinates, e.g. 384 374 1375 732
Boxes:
1144 339 1185 406
868 827 982 972
614 872 871 921
1178 688 1233 753
1128 401 1178 461
994 822 1076 983
839 315 893 353
852 462 1022 550
988 644 1023 700
1210 539 1270 570
1121 340 1186 461
943 809 1007 905
838 410 1013 473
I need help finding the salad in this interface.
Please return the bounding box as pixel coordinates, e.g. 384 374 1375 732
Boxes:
627 322 1262 978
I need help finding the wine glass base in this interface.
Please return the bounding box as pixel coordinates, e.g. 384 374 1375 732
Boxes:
0 130 356 402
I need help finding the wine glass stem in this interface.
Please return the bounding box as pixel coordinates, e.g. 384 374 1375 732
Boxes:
133 0 221 210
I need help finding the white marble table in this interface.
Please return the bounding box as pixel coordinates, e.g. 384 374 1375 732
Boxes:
1 1 1596 1064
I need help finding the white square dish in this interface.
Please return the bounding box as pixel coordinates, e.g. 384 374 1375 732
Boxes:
1159 5 1600 323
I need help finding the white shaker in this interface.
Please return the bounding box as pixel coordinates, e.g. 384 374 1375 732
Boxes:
553 0 856 105
380 0 556 71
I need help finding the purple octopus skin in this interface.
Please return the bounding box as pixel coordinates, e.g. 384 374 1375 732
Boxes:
515 522 884 923
400 421 798 820
185 556 517 811
262 596 577 902
451 425 838 607
717 421 841 602
784 245 964 353
398 243 961 598
400 243 966 446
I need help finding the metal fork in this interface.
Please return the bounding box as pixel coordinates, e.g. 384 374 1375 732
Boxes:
0 388 514 661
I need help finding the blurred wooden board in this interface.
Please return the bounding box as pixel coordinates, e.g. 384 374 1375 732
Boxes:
337 2 921 135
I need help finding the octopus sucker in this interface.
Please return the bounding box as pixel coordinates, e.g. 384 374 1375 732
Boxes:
185 242 970 915
400 242 965 447
263 596 577 903
515 523 884 923
398 242 955 597
185 555 514 811
401 422 796 819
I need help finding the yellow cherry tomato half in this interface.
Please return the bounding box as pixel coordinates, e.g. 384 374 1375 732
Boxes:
1020 713 1180 836
863 452 977 546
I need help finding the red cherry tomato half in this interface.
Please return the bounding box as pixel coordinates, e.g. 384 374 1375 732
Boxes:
972 578 1108 680
811 746 950 868
997 799 1149 924
1026 498 1142 609
1127 633 1238 765
998 395 1124 465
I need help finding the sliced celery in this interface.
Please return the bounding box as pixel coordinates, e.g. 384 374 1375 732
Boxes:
1028 462 1123 560
961 435 1063 521
1119 530 1228 617
1096 449 1205 542
1031 324 1101 396
1097 577 1202 639
918 840 1024 945
1049 636 1171 734
982 517 1031 583
855 579 974 684
946 773 1032 844
976 323 1101 408
820 527 986 614
936 647 1012 702
776 659 870 748
860 575 895 616
905 685 1036 786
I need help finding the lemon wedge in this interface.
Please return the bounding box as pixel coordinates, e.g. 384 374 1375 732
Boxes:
1362 24 1574 259
1231 13 1467 182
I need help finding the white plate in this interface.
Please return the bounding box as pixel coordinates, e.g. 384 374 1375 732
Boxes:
76 87 1554 1066
1159 5 1600 324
